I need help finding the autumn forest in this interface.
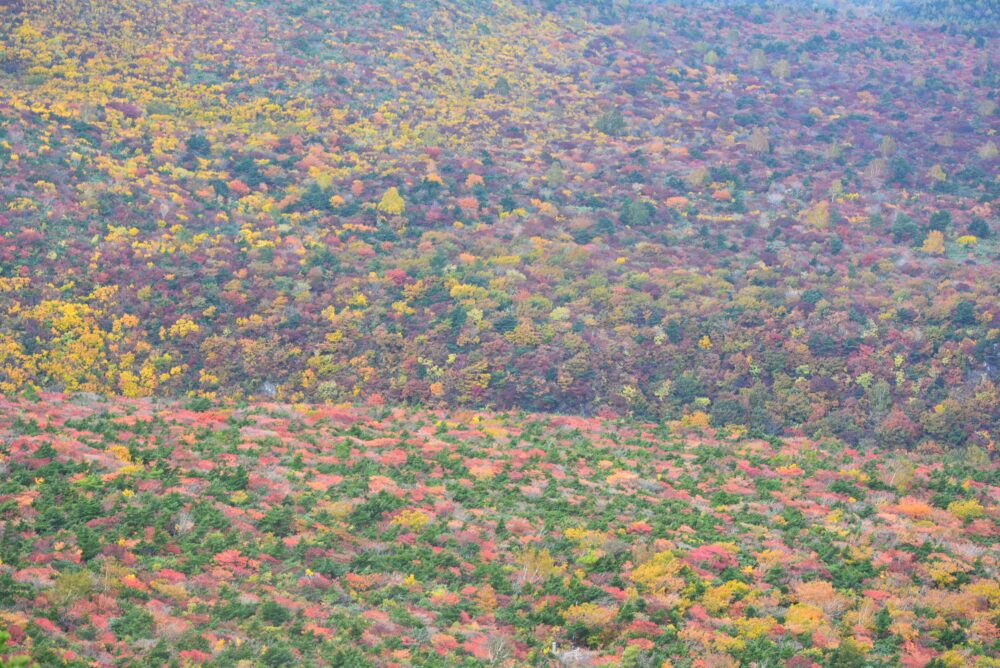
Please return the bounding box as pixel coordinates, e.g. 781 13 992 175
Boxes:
0 0 997 666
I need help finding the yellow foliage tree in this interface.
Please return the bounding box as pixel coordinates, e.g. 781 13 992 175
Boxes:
516 547 561 586
803 200 830 230
377 187 405 215
630 550 683 593
921 230 945 255
703 580 750 614
563 602 618 629
947 499 984 521
392 509 430 532
784 603 826 634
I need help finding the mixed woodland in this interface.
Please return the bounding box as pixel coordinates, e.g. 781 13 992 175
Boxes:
0 0 997 666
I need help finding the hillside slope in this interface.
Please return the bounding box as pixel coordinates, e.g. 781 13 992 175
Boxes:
0 0 997 446
0 396 997 666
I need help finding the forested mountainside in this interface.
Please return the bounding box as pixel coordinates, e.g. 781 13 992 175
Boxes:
0 0 997 447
